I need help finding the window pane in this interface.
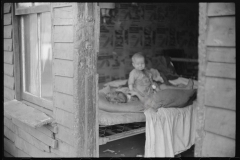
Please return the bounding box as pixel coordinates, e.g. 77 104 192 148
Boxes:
17 3 33 8
22 14 40 96
34 3 50 6
40 12 53 101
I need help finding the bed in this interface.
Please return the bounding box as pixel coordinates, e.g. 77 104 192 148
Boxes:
98 79 197 146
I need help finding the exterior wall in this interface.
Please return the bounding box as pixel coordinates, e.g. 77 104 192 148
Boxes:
4 3 15 102
195 3 235 157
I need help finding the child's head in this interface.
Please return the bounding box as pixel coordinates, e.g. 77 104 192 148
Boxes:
132 52 145 71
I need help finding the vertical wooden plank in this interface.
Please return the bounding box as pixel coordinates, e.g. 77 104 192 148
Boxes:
12 4 21 101
194 3 207 157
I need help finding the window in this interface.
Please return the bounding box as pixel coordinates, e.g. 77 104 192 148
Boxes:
17 3 53 110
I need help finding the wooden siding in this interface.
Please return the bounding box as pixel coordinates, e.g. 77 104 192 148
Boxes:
196 2 236 157
4 51 14 64
202 132 235 157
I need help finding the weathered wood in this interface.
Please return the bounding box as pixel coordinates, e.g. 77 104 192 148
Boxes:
206 62 235 79
207 47 235 63
16 126 50 152
53 6 73 25
202 131 235 157
4 3 11 13
55 76 73 95
55 124 75 146
4 100 53 128
54 59 73 77
15 136 59 157
52 3 73 8
4 38 13 51
194 3 208 158
4 126 16 143
4 75 15 90
15 5 50 15
205 77 235 111
4 63 14 76
4 51 13 64
45 123 58 134
4 138 31 157
208 3 235 16
12 118 57 148
4 25 12 38
4 13 12 25
4 86 15 100
12 6 21 101
4 117 17 133
22 100 53 117
4 151 13 157
55 108 74 129
51 140 77 157
206 17 235 47
54 92 74 113
54 26 73 42
54 43 73 60
205 106 235 139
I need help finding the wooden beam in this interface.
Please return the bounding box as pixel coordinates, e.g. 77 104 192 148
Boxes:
4 51 14 64
194 3 208 158
208 3 235 16
4 25 12 38
206 62 235 79
12 5 21 101
205 106 235 139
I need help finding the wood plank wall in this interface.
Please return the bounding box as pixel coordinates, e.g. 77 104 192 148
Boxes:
51 3 79 157
196 3 235 157
4 3 15 102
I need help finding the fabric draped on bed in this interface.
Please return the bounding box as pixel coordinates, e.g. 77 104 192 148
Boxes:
144 103 197 157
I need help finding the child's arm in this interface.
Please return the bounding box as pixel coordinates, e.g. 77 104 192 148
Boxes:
128 70 135 91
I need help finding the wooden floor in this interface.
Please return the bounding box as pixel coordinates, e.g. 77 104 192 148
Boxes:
99 133 195 157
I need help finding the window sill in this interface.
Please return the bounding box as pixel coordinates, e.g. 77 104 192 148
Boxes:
4 99 54 128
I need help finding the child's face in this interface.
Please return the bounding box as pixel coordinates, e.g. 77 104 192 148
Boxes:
133 57 145 71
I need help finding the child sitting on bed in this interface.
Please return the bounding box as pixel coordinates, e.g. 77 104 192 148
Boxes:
128 52 194 102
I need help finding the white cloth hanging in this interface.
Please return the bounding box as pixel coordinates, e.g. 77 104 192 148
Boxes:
144 104 197 157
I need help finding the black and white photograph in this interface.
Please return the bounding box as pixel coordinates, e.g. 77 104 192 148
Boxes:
3 2 236 158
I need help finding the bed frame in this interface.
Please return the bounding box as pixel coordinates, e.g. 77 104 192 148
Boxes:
99 122 146 145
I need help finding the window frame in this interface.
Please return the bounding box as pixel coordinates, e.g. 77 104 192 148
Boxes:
16 3 53 111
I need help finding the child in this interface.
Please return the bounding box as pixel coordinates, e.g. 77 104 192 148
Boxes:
128 52 193 102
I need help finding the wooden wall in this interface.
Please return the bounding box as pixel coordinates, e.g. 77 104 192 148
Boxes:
4 3 15 102
195 3 235 157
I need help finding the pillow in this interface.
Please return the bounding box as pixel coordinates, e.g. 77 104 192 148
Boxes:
144 89 196 109
104 79 128 88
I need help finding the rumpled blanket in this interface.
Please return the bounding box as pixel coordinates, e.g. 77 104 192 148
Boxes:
144 103 197 157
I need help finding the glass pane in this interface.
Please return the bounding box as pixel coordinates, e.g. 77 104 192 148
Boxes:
17 3 32 8
40 12 53 101
22 14 40 96
34 3 50 6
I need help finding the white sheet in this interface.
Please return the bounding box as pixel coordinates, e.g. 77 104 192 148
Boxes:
169 77 198 89
144 103 196 157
